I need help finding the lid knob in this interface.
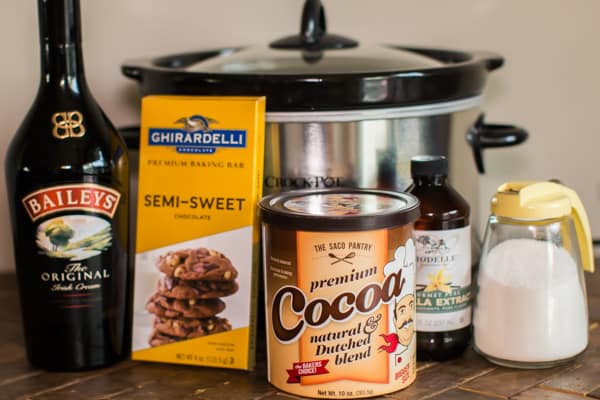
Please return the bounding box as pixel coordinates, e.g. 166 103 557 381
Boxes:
301 0 325 46
270 0 358 57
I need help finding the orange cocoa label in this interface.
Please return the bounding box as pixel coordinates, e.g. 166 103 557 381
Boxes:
264 225 416 399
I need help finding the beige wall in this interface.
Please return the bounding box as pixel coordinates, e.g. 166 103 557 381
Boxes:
1 0 599 272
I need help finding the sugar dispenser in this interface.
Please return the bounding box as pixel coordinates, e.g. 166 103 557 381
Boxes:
473 181 593 368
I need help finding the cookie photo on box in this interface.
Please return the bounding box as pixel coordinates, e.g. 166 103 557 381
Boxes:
132 227 252 352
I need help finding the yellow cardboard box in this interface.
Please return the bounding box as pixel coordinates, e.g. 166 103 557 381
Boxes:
131 96 265 370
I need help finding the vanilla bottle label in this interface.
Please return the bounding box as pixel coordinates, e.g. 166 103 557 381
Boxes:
414 226 471 332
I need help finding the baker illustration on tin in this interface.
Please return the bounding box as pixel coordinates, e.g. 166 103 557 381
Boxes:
379 239 416 361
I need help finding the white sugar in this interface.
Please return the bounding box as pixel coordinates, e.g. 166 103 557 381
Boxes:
474 238 588 363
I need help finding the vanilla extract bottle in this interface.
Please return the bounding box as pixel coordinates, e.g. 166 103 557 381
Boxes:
406 156 471 361
5 0 130 370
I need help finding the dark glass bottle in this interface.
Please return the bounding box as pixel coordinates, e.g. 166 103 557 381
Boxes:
5 0 130 370
406 156 471 361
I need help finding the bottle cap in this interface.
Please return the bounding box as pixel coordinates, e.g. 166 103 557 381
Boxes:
491 181 594 273
410 155 448 177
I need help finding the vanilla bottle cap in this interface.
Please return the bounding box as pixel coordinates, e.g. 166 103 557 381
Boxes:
410 155 448 177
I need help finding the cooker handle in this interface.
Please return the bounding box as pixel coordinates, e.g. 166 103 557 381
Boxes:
119 125 141 150
466 114 528 174
122 65 142 81
471 51 505 71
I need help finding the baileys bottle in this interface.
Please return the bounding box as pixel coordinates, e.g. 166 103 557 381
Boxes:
5 0 130 370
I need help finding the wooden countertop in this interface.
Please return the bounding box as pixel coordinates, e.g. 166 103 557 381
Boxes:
0 270 599 400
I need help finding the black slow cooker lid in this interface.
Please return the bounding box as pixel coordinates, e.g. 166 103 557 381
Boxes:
167 45 446 75
122 1 504 111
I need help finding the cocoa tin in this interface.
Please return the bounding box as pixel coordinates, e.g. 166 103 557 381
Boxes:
260 188 420 399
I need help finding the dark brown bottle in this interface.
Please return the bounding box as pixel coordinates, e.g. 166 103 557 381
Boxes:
406 156 471 361
5 0 130 370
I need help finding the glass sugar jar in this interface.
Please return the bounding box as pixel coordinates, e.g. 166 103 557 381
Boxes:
473 181 593 368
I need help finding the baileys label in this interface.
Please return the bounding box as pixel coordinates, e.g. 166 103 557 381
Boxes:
20 183 121 306
22 183 120 221
22 183 120 262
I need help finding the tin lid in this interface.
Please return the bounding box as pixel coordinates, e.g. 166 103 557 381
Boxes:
260 188 420 231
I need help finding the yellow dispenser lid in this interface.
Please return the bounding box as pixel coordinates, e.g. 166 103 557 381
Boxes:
491 181 594 273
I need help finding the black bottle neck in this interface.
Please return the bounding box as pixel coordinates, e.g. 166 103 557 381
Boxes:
38 0 86 92
412 175 448 187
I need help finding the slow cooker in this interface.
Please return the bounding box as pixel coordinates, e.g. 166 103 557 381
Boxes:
121 0 527 199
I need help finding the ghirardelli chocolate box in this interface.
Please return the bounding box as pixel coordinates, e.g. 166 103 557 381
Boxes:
131 96 265 370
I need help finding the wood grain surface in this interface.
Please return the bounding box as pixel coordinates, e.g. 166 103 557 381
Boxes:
0 268 598 400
